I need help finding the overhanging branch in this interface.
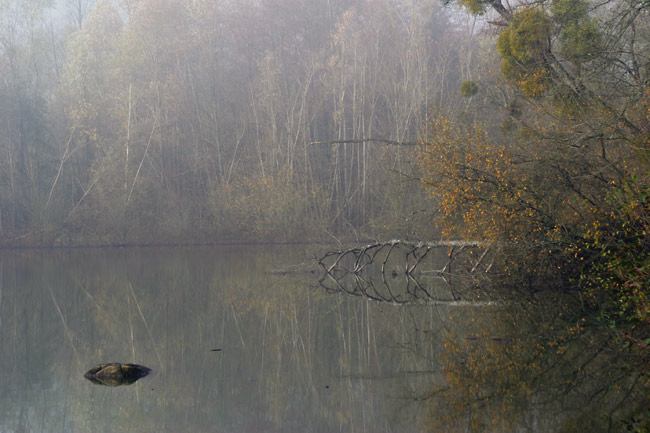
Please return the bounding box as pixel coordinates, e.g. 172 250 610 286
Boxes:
308 138 422 147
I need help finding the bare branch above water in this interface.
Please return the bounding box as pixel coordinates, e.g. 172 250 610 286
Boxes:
316 240 496 305
308 138 422 147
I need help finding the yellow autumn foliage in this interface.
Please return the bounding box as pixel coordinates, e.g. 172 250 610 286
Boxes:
420 115 549 243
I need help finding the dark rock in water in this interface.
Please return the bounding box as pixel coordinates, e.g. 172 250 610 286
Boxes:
84 363 152 386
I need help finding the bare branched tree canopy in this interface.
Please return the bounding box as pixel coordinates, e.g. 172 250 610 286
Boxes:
0 0 466 246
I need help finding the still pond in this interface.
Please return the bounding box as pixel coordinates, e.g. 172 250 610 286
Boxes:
0 246 643 432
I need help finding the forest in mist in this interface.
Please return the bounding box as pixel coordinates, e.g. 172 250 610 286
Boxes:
0 0 476 246
1 0 649 333
2 0 650 428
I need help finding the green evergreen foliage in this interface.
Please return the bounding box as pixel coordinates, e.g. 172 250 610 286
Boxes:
552 0 602 62
458 0 488 15
460 80 479 97
496 8 552 97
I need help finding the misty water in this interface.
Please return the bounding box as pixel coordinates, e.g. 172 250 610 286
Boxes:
0 246 639 432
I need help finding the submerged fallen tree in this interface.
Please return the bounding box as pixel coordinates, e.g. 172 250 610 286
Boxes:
316 240 496 305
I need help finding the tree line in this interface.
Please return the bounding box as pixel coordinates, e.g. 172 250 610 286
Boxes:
418 0 649 427
0 0 476 245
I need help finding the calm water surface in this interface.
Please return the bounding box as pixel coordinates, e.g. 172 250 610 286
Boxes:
0 246 643 432
0 246 442 433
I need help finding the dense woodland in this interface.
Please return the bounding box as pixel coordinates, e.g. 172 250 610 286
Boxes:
420 0 650 426
0 0 471 245
1 0 649 429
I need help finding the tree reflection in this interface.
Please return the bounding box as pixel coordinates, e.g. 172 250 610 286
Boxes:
0 246 435 432
315 243 649 431
2 246 645 432
317 241 495 305
425 294 650 432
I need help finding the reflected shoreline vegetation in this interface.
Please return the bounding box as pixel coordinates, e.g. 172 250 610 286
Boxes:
0 246 433 432
0 245 647 432
318 242 650 432
0 0 648 431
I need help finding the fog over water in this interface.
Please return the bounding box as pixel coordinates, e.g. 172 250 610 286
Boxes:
1 0 648 430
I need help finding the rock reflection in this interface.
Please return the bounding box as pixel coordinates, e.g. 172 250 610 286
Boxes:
84 363 152 387
5 246 644 432
0 247 431 432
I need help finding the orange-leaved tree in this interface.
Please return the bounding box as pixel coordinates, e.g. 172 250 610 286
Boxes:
420 0 649 290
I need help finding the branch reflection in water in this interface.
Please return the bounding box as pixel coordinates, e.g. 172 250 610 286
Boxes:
0 246 432 432
0 246 645 432
316 243 650 432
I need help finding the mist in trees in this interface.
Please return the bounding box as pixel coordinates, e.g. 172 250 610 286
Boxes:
2 0 649 429
0 0 477 246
